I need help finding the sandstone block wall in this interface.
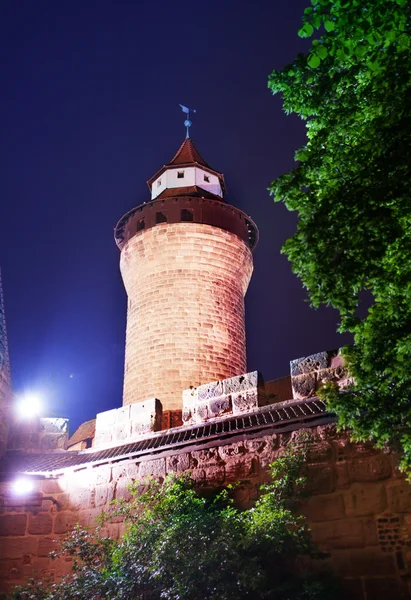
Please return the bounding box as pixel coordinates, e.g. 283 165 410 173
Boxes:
120 223 253 411
1 425 411 598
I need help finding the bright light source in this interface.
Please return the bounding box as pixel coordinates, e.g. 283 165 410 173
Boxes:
11 477 35 496
16 393 42 419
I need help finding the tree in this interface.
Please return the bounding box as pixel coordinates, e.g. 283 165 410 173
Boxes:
268 0 411 472
8 445 335 600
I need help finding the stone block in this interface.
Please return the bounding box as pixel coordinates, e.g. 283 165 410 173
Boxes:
0 558 24 581
40 433 67 452
130 398 162 435
53 511 78 534
364 578 409 600
94 482 115 508
386 481 411 513
345 484 387 517
305 493 346 522
329 548 396 577
349 456 392 482
232 390 260 414
291 372 316 400
28 513 53 535
191 465 225 486
225 455 258 481
307 442 334 464
67 487 93 511
77 508 103 527
41 479 64 494
114 405 131 441
311 518 365 549
37 536 60 557
0 514 27 536
0 536 38 559
222 371 263 395
139 458 166 479
290 352 329 376
218 441 246 460
166 452 190 473
208 395 232 417
114 477 133 501
308 465 336 495
94 407 117 446
55 493 70 511
190 448 219 466
40 418 69 434
196 380 223 401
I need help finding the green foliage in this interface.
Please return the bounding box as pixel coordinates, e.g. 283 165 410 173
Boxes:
268 0 411 472
8 445 335 600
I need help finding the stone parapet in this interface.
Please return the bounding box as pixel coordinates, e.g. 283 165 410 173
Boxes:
94 398 162 448
290 349 352 400
182 371 266 425
7 418 68 453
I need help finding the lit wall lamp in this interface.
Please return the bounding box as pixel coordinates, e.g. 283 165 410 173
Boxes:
11 477 35 496
15 392 43 419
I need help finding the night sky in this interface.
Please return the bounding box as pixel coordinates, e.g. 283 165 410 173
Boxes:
0 0 350 433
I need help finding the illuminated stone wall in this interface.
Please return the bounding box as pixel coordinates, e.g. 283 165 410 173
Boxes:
1 426 411 598
120 222 253 411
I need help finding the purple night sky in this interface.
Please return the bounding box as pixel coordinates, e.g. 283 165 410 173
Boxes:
0 0 350 433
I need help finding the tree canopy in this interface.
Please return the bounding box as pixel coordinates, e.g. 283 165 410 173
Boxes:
268 0 411 472
9 445 334 600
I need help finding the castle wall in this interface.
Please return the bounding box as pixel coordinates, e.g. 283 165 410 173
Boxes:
1 425 411 599
120 222 253 410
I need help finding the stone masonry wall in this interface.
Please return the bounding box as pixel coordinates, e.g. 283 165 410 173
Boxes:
120 223 253 411
1 425 411 598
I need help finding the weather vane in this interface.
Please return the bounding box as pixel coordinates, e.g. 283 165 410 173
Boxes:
179 104 196 139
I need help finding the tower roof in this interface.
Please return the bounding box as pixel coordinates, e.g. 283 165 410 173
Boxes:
147 138 226 197
167 138 213 169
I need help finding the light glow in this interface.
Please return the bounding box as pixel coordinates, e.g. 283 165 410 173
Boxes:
11 477 35 495
16 392 42 419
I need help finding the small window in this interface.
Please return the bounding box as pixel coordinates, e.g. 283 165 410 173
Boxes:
137 218 145 231
156 211 167 224
204 174 210 183
181 209 193 222
157 179 162 187
177 171 184 179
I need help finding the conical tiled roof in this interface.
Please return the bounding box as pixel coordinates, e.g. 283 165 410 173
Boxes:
167 138 213 169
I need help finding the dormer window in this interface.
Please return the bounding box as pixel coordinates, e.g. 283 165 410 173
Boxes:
204 174 210 183
157 179 162 187
177 171 184 179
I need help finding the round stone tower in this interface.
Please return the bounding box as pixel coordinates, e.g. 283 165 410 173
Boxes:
115 137 258 411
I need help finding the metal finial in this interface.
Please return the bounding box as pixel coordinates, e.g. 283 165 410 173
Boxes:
179 104 196 139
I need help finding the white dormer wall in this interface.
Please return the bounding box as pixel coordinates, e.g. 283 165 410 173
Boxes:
151 167 223 200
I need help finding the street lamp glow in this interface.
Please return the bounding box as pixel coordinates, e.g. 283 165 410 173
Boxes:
11 477 34 496
16 393 42 419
